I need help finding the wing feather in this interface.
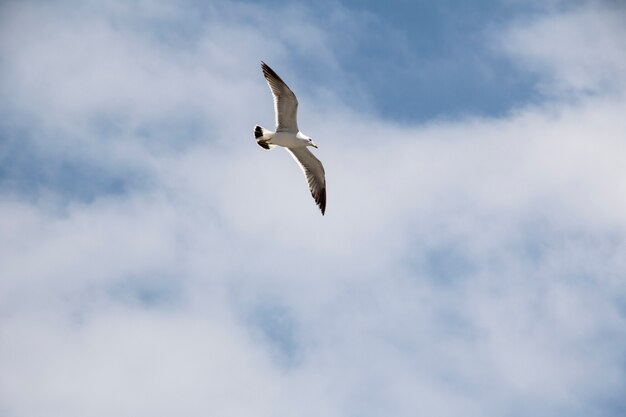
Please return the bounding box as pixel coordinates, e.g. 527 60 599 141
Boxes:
286 147 326 215
261 62 299 133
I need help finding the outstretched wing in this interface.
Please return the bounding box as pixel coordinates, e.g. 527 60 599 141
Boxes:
286 147 326 215
262 62 299 133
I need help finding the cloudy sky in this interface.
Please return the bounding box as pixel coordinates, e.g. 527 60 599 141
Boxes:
1 0 626 416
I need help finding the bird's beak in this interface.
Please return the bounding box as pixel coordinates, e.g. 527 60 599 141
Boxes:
311 142 318 148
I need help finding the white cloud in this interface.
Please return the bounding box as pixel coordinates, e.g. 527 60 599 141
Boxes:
500 1 626 97
1 1 625 416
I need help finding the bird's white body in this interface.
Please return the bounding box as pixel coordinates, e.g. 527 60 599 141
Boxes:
269 131 313 148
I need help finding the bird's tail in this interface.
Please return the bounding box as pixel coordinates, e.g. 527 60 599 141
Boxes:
254 125 275 150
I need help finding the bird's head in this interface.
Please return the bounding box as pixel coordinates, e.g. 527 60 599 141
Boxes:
307 138 318 148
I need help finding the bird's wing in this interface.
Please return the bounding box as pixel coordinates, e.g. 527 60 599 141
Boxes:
262 62 299 133
286 147 326 215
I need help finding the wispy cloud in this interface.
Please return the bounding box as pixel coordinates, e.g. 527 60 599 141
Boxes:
500 1 626 97
1 1 625 416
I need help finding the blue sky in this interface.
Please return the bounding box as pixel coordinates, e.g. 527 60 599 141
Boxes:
319 0 544 120
1 1 626 416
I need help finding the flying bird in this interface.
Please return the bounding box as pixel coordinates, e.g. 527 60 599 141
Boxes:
254 61 326 215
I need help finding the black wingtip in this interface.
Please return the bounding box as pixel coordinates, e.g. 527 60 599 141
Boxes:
318 188 326 216
260 61 286 84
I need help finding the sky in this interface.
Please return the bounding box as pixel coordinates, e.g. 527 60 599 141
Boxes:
1 0 626 416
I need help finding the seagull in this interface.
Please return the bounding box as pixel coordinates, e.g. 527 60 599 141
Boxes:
254 61 326 215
